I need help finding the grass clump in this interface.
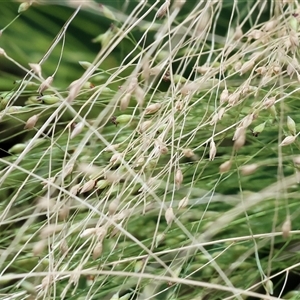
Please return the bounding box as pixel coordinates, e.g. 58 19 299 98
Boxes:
1 0 300 299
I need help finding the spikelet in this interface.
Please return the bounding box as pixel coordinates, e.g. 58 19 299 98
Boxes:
165 207 175 225
175 168 183 189
219 160 232 173
24 114 39 129
209 140 217 161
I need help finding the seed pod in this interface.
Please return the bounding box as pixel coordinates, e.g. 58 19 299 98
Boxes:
255 66 267 75
33 240 46 256
240 60 255 75
80 228 97 238
157 0 170 18
92 242 103 260
58 205 70 221
139 120 152 133
37 76 53 95
78 61 93 70
282 217 291 238
0 48 6 56
24 114 39 130
234 128 246 151
110 152 123 165
40 95 60 104
144 103 161 115
280 135 296 146
209 140 217 161
165 207 175 225
155 233 165 248
219 160 232 173
264 19 277 32
104 143 120 152
218 107 226 120
228 92 240 106
265 279 274 295
8 143 26 154
80 179 96 194
178 196 189 209
70 183 81 196
18 2 31 13
287 116 296 135
220 89 229 104
120 93 131 111
96 180 110 189
96 227 107 241
241 114 254 128
116 114 132 124
248 29 264 40
182 148 194 158
233 127 244 141
175 168 183 189
29 63 42 77
233 26 243 40
264 97 275 108
71 121 84 139
134 85 145 106
240 164 258 176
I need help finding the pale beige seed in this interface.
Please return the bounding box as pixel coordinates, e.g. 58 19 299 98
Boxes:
80 179 96 194
157 0 170 18
234 129 246 151
228 92 240 106
241 113 254 128
70 183 81 196
234 61 242 72
127 77 138 93
264 97 275 109
220 89 229 104
178 196 189 209
175 168 183 189
209 140 217 161
24 114 39 129
58 205 70 221
218 107 226 120
282 217 291 238
38 76 53 95
29 63 42 77
280 135 296 146
41 275 53 290
71 122 84 139
33 239 47 256
62 163 74 179
144 103 161 115
240 60 255 75
255 66 267 75
175 100 183 111
139 120 152 133
110 152 123 165
120 92 131 111
195 10 211 35
96 227 107 242
93 242 103 260
232 127 245 141
219 160 232 173
240 164 258 176
196 65 211 74
248 29 264 40
264 19 277 32
134 85 145 104
80 227 97 238
40 224 63 239
108 198 119 215
165 207 175 225
233 26 243 40
182 148 194 158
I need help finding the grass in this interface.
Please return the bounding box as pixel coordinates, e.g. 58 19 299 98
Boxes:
1 0 300 299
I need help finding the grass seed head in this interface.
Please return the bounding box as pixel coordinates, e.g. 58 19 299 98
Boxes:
240 60 255 75
60 239 69 255
220 89 229 104
108 198 120 215
209 140 217 161
287 116 296 135
280 135 296 146
165 206 175 225
24 114 39 129
157 0 170 18
28 63 42 77
175 168 183 189
219 160 232 173
264 97 276 108
178 196 189 209
80 228 97 238
120 93 131 111
233 26 243 40
282 217 291 239
93 242 103 260
110 152 123 165
234 128 246 151
71 121 84 139
80 179 96 194
70 183 81 196
182 148 194 158
37 76 53 94
144 103 161 115
240 163 258 176
32 239 46 256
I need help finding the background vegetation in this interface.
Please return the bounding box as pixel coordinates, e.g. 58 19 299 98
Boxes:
1 0 300 299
